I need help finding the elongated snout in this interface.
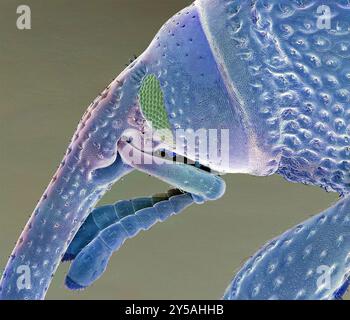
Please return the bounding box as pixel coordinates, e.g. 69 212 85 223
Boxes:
0 63 147 299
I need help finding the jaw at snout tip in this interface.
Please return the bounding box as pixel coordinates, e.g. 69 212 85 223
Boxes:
65 276 87 291
61 253 75 262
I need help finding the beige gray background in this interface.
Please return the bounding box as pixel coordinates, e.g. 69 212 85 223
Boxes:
0 0 347 300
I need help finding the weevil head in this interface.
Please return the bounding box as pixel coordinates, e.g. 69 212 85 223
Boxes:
128 2 282 176
73 1 288 179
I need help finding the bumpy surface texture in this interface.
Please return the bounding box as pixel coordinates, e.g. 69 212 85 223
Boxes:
224 194 350 300
198 0 350 193
1 0 350 300
264 0 350 194
201 0 350 300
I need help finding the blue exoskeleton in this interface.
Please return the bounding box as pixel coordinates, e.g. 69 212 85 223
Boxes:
1 0 349 300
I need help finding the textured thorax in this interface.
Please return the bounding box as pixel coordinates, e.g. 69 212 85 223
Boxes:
198 0 350 193
263 0 350 194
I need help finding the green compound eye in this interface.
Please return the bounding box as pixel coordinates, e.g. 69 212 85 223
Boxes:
139 74 172 134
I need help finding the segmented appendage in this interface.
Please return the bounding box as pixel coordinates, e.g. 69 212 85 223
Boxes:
65 190 194 290
63 189 187 261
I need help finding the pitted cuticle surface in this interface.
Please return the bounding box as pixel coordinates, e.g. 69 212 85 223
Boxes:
1 0 350 301
199 0 350 193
